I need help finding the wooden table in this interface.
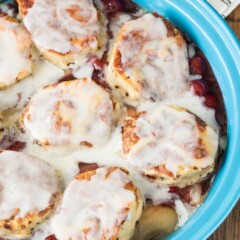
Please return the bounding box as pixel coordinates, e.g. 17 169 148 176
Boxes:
209 5 240 240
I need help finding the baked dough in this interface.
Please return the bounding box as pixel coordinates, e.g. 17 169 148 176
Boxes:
0 150 62 238
21 79 121 147
107 14 189 105
0 14 33 89
17 0 107 69
52 167 143 240
122 105 218 187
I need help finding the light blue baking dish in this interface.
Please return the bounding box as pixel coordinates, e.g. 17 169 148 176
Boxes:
133 0 240 239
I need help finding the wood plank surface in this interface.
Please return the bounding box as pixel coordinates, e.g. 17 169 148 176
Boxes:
226 4 240 38
209 4 240 240
209 201 240 240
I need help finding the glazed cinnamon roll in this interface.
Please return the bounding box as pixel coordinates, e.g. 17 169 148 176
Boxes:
0 14 33 89
52 167 143 240
17 0 107 69
0 151 62 238
107 14 189 105
21 79 121 147
122 105 219 187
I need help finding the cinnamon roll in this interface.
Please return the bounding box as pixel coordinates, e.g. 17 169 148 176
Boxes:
21 79 121 147
0 14 33 90
107 14 189 105
0 151 62 238
122 105 219 187
52 167 143 240
17 0 107 69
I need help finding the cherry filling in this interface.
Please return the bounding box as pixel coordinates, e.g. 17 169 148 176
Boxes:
78 162 99 174
204 94 218 109
57 72 75 83
102 0 124 13
189 54 208 75
189 79 208 96
0 134 26 152
188 49 225 117
101 0 138 14
45 234 57 240
186 49 226 199
88 56 104 70
169 184 203 206
6 141 26 151
88 56 110 89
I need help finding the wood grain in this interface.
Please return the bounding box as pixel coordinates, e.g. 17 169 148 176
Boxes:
226 4 240 38
209 5 240 240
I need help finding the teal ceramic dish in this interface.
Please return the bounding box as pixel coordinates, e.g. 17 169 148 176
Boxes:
133 0 240 239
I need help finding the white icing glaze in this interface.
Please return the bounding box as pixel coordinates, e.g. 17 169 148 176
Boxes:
52 167 135 240
20 125 170 205
118 14 168 64
72 63 94 79
128 105 219 176
137 91 219 131
22 79 114 146
188 43 196 59
23 0 100 54
110 13 133 41
117 14 189 100
0 151 60 220
107 13 132 60
189 74 202 80
31 218 53 240
130 170 172 205
21 127 125 186
175 200 195 227
0 59 64 113
0 16 32 87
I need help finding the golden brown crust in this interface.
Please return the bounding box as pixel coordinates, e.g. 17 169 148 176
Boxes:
122 114 141 155
161 18 185 46
122 108 209 159
122 112 182 179
0 13 18 23
0 192 61 238
75 167 126 182
147 165 175 179
17 0 34 17
122 106 215 186
75 169 97 181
